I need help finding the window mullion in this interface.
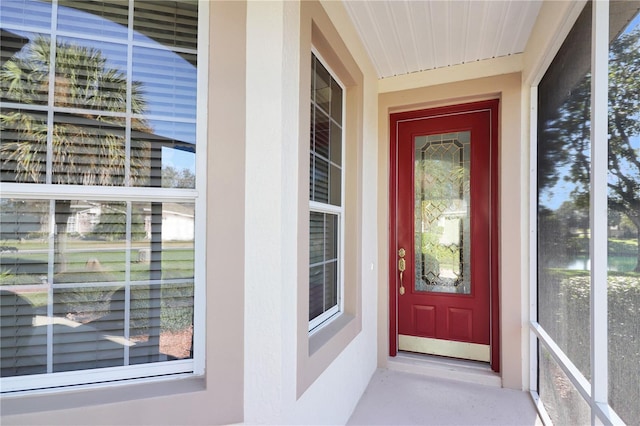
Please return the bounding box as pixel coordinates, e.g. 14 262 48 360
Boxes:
125 0 134 187
46 200 56 373
322 214 327 312
46 1 59 186
589 0 609 415
0 183 198 202
124 201 132 365
309 201 342 214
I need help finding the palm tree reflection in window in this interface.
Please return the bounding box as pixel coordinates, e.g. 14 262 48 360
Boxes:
1 35 153 274
1 36 151 185
0 27 195 365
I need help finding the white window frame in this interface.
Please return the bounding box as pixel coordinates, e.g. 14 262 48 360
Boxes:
308 49 345 333
528 1 626 424
0 0 208 394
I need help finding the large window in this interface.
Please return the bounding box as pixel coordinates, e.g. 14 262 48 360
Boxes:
309 53 343 331
606 3 640 422
0 0 202 392
534 1 640 424
297 1 363 395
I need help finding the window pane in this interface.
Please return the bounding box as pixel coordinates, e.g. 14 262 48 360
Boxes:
52 201 127 280
52 113 128 186
309 265 323 321
0 199 195 377
309 213 338 266
132 47 197 120
314 108 330 159
326 214 337 260
54 36 129 111
313 157 329 203
130 202 195 281
0 199 49 285
310 212 324 265
415 133 471 294
0 108 48 184
310 53 342 206
330 79 342 125
0 2 199 190
330 121 342 165
0 0 52 32
57 1 129 40
607 4 640 424
148 120 196 189
0 32 49 105
156 281 193 360
329 164 341 206
539 346 591 425
324 260 337 309
133 1 198 50
308 212 339 323
130 281 193 364
53 285 125 372
537 2 592 381
314 57 330 114
130 131 159 189
1 288 48 377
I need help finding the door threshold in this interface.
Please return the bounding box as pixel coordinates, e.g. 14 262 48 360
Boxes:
387 351 501 388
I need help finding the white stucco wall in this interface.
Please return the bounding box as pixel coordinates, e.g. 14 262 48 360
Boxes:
243 1 379 424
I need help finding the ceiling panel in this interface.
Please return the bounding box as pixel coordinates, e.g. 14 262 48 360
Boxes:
343 0 542 79
448 1 470 66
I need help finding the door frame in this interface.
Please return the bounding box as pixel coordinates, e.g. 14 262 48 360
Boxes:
388 99 500 372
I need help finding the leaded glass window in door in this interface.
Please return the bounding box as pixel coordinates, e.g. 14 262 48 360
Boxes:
414 132 471 294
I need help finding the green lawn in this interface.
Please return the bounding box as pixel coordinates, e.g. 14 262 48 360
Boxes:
1 240 195 332
0 242 194 286
609 238 639 255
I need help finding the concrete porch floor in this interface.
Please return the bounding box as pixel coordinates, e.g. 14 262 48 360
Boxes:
348 355 542 426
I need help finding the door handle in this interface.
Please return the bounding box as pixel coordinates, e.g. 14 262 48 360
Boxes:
398 248 406 295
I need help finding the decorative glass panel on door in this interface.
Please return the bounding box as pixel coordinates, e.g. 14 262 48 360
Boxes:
414 132 471 294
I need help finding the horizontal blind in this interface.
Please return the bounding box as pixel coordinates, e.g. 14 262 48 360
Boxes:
0 199 195 377
309 53 343 328
0 0 200 391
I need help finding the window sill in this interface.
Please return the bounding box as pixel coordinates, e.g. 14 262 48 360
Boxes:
309 312 355 356
0 374 206 416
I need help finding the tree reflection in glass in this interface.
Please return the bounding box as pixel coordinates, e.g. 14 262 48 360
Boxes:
0 0 198 378
607 6 640 424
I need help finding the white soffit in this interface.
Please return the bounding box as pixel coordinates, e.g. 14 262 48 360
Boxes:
343 0 542 79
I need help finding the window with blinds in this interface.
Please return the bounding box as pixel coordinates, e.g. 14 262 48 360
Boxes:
0 0 202 392
309 53 343 331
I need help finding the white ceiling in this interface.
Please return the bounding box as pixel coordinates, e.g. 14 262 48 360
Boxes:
343 0 543 79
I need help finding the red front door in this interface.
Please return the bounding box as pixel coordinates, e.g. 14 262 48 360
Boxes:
389 100 499 371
